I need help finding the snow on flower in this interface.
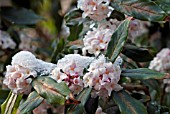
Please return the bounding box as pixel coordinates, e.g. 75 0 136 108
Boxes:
83 55 122 97
3 65 36 94
149 48 170 72
12 51 56 75
77 0 113 21
0 30 16 49
82 19 119 56
52 54 94 95
3 51 56 94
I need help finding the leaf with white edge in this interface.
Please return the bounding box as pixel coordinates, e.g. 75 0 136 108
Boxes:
111 0 167 22
112 90 148 114
1 7 43 25
121 68 166 80
106 17 131 62
19 91 44 114
1 92 22 114
31 76 78 105
67 88 92 114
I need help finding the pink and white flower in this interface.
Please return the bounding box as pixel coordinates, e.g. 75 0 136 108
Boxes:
52 54 94 95
3 65 36 94
149 48 170 72
83 55 122 97
82 19 119 56
77 0 113 21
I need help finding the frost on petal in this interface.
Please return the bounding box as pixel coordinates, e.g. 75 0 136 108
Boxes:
83 55 122 97
12 51 38 68
52 54 94 95
12 51 56 75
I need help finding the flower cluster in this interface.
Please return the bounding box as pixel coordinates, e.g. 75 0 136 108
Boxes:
129 19 149 42
77 0 113 21
3 65 36 94
0 30 16 49
3 51 56 94
51 54 94 95
83 55 122 97
82 19 120 56
149 48 170 93
149 48 170 72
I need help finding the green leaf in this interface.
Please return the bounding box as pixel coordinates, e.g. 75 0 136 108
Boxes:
19 91 44 114
121 68 166 80
65 9 82 25
0 7 43 25
31 76 71 105
0 89 10 105
51 38 65 63
106 17 131 62
142 79 161 101
67 88 92 114
109 10 125 21
122 44 153 62
1 92 22 114
112 90 148 114
67 23 83 41
111 0 167 22
154 0 170 15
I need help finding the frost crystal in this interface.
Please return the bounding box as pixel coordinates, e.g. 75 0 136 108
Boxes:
12 51 56 75
77 0 113 21
0 30 16 49
83 55 122 97
52 54 94 95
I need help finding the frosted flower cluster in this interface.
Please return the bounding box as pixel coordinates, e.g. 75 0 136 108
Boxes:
0 30 16 49
77 0 113 21
52 54 94 95
82 19 119 56
149 48 170 72
149 48 170 93
3 51 56 94
83 55 122 97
